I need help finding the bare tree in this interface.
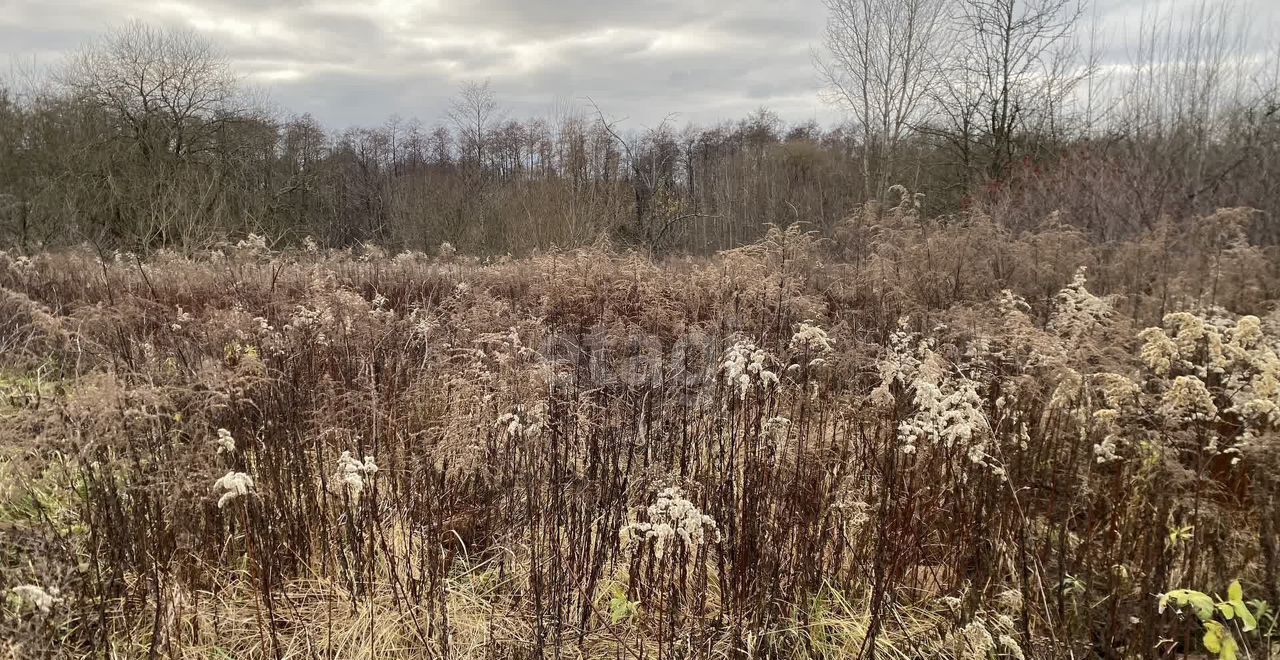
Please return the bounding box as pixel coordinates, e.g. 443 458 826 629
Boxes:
932 0 1087 181
60 21 239 161
588 100 719 250
448 80 503 170
817 0 951 200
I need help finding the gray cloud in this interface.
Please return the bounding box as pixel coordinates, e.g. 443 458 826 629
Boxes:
2 0 1276 130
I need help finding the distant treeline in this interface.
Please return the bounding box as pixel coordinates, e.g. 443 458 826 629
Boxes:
1 13 1278 255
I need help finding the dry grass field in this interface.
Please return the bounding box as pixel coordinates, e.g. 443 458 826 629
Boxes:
2 199 1279 658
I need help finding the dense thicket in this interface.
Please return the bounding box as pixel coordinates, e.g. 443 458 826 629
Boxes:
1 12 1277 255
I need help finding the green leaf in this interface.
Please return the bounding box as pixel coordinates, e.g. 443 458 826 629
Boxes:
1220 636 1238 660
1227 580 1243 603
1217 602 1235 619
608 586 639 625
1230 601 1257 632
1161 589 1216 621
1203 621 1239 660
1247 599 1269 623
1203 621 1224 653
1168 525 1194 546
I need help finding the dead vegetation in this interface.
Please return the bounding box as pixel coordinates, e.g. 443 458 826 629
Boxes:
1 201 1279 658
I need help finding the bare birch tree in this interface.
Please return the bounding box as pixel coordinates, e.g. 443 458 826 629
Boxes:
817 0 951 200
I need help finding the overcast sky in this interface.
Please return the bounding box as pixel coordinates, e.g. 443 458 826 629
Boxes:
2 0 1278 130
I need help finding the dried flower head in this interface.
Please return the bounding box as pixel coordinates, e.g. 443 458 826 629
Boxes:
1160 375 1218 424
214 428 235 454
722 340 778 399
620 487 720 560
334 451 378 499
9 585 61 614
1048 267 1111 340
214 471 254 508
1137 327 1178 376
790 320 834 354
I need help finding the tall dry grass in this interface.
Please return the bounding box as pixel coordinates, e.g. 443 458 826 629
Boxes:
1 200 1278 658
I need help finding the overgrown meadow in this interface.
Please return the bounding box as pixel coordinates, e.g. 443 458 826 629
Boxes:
2 197 1279 658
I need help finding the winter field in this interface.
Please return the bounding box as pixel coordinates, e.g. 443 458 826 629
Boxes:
2 201 1279 658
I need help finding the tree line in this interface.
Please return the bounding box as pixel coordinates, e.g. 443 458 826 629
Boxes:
1 3 1278 255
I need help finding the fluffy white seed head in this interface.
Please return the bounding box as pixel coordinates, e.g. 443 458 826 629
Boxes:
214 471 254 508
214 428 235 454
9 585 61 614
334 450 378 499
790 321 834 354
620 487 720 560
